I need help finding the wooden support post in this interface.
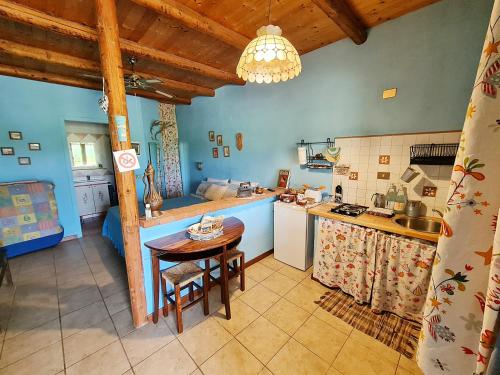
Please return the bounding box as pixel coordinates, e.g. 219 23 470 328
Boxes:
95 0 147 328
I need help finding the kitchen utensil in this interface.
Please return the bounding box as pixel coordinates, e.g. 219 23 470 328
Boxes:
400 166 420 183
304 186 324 203
325 146 341 163
406 200 422 217
371 193 385 208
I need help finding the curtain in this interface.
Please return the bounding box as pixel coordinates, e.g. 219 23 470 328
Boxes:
158 103 183 198
417 2 500 374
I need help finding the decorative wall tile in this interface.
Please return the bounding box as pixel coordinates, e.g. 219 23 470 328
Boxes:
422 186 437 197
377 172 390 180
349 172 358 180
378 155 390 164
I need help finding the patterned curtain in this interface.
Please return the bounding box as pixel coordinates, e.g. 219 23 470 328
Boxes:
158 103 183 198
417 2 500 374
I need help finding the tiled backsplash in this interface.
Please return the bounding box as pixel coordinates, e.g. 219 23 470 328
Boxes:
332 131 461 217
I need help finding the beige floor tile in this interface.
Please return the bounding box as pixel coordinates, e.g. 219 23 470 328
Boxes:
349 329 400 364
398 355 424 374
293 316 348 364
278 265 310 282
236 316 290 364
63 317 119 367
261 272 298 296
104 289 130 315
121 318 175 365
326 366 342 375
200 339 264 375
263 298 311 335
5 301 59 339
134 339 197 375
111 308 136 337
0 318 61 367
227 273 258 300
333 338 398 375
178 316 232 365
59 285 103 316
239 284 281 314
284 283 321 313
66 341 130 375
245 263 274 282
259 255 287 271
164 302 209 336
396 367 413 375
213 298 260 335
259 367 273 375
300 277 330 294
61 300 110 338
267 338 330 375
313 307 353 335
0 340 64 375
190 369 202 375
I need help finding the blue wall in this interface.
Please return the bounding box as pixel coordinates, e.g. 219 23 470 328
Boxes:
177 0 493 193
0 76 159 238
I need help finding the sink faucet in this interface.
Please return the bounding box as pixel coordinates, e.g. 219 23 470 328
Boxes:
432 209 443 218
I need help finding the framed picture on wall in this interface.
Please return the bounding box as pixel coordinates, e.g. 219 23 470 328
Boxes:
18 157 31 165
9 131 22 140
223 146 230 157
208 131 215 141
131 142 141 155
28 143 41 151
212 147 219 158
1 147 14 156
217 135 223 146
277 169 291 188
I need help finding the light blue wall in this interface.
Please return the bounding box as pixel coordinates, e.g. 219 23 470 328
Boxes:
0 76 159 238
177 0 493 193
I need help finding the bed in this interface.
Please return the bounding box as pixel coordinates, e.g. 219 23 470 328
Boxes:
102 195 205 256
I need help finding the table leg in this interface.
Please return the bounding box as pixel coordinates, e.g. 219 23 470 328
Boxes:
220 246 231 319
152 254 160 324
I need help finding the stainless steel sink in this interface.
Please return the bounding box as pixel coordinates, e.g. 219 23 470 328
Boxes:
392 216 441 234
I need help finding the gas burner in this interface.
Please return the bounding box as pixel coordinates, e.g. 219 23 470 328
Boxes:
330 203 368 217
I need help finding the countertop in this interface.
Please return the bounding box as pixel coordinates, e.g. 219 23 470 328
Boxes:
308 203 440 243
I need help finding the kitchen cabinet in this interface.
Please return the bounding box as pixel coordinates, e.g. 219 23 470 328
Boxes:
74 182 110 219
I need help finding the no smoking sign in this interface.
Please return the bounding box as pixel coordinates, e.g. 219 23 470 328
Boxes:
113 149 140 172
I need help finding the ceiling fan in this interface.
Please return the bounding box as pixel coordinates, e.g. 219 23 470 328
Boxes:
82 56 174 99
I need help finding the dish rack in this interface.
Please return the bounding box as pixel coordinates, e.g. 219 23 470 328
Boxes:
297 138 335 170
410 143 459 165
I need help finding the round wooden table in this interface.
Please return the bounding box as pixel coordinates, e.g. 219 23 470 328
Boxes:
144 217 245 323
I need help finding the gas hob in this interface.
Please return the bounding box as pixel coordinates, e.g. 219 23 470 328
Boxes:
330 203 368 217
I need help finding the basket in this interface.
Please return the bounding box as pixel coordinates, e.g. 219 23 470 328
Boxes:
410 143 459 165
187 223 223 241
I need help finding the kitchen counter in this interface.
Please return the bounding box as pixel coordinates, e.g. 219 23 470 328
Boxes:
308 203 440 243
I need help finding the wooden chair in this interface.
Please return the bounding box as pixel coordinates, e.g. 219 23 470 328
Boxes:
209 248 245 294
160 261 209 334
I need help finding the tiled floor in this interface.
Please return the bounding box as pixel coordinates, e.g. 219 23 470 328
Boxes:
0 222 424 375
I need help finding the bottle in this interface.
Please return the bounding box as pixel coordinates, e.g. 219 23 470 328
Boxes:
385 184 397 210
394 185 408 213
145 203 152 219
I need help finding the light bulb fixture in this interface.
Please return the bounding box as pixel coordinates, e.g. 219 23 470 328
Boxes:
236 1 301 83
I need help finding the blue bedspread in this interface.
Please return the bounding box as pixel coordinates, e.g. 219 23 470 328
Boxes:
102 195 205 256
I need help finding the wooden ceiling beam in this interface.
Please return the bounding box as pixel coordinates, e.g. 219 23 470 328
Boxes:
0 38 213 97
311 0 367 45
129 0 250 50
0 0 243 84
0 63 190 104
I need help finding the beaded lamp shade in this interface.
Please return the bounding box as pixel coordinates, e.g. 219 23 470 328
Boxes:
236 24 302 84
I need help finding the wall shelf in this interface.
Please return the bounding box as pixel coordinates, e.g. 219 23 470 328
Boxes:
297 138 335 170
410 143 459 165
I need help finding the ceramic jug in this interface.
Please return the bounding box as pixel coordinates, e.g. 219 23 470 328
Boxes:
143 161 163 216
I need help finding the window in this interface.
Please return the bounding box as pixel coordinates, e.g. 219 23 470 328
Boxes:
70 142 97 168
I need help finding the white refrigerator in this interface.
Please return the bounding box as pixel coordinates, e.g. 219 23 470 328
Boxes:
273 201 315 270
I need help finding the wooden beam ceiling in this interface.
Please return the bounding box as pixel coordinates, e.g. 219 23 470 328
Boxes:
311 0 367 45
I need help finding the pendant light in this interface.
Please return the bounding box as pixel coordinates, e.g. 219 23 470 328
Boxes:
236 0 301 84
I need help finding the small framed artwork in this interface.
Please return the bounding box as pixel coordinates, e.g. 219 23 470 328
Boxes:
217 135 223 146
1 147 14 156
131 142 141 155
208 131 215 142
18 157 31 165
277 169 291 188
9 131 22 140
223 145 230 157
212 147 219 158
28 143 41 151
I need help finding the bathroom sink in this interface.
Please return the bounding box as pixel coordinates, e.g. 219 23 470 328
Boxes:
392 216 441 234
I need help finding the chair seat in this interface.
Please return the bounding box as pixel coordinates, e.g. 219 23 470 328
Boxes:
218 249 244 263
162 262 204 287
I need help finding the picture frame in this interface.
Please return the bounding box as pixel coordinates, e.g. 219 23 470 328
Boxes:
212 147 219 158
131 142 141 155
208 131 215 142
217 135 223 146
28 143 41 151
277 169 291 188
9 131 22 140
18 157 31 165
223 145 230 157
1 147 14 156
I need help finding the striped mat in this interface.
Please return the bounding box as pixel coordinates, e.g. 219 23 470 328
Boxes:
315 289 421 358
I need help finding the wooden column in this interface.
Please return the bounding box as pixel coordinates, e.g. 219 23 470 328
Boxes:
95 0 146 327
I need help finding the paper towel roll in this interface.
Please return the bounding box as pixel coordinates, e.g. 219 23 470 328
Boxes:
298 147 307 165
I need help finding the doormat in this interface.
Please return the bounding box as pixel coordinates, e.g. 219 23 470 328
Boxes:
315 289 421 359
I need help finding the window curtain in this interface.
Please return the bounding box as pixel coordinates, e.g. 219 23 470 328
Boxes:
417 1 500 374
158 103 183 198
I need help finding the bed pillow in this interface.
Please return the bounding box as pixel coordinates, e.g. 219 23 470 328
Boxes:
195 181 211 196
207 177 229 185
204 184 228 201
223 184 239 198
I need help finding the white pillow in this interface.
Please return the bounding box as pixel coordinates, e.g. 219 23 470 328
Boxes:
223 184 239 198
207 177 229 185
195 181 211 196
204 184 228 201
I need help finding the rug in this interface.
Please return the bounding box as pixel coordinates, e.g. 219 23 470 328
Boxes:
315 289 421 358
